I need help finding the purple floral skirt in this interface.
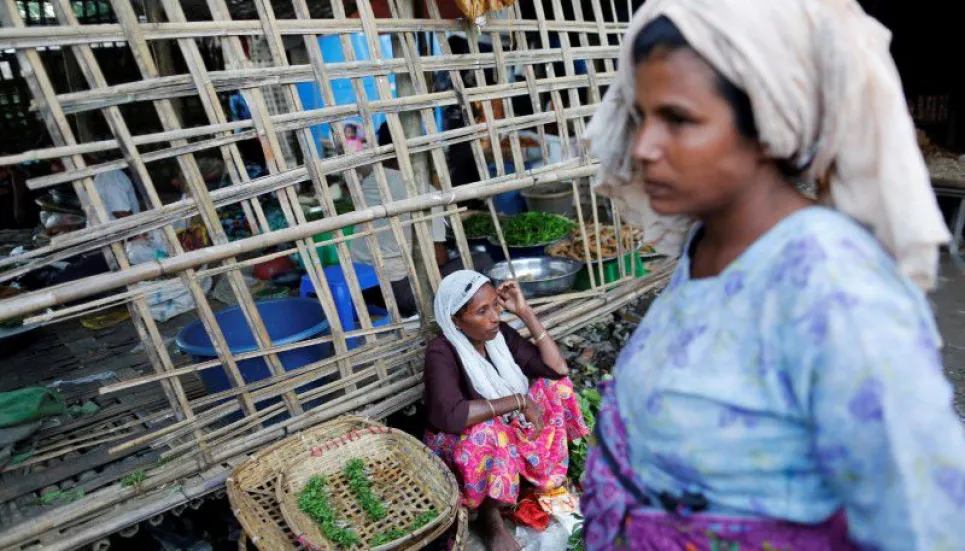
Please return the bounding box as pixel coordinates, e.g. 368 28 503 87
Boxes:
581 381 857 551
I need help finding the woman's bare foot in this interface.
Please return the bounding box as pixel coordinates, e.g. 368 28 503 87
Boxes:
477 499 521 551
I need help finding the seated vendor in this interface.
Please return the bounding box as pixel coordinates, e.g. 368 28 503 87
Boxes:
41 157 147 287
424 270 588 551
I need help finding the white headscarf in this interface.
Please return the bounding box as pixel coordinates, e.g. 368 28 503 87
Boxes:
434 270 530 400
585 0 950 290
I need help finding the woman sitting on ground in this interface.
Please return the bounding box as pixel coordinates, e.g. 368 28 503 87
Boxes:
424 270 588 551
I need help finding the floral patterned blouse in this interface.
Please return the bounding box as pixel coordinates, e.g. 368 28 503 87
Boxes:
611 206 965 550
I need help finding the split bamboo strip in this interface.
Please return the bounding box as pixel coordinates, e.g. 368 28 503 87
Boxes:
0 19 624 51
52 51 616 115
1 164 595 321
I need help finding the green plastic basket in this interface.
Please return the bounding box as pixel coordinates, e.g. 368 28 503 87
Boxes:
292 225 356 269
573 251 649 291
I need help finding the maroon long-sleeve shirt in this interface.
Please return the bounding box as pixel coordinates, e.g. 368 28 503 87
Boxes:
423 322 564 434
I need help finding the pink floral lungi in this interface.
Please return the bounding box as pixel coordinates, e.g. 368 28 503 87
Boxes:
425 377 589 509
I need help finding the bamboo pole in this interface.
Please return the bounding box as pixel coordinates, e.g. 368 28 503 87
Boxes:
0 164 594 321
0 19 624 51
51 51 616 115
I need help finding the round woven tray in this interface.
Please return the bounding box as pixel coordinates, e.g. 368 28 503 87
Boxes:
276 426 460 551
227 416 379 550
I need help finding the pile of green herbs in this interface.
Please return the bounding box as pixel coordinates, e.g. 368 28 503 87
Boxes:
297 475 360 547
344 458 386 521
462 214 495 239
368 509 439 547
503 212 574 247
568 385 603 485
298 459 438 549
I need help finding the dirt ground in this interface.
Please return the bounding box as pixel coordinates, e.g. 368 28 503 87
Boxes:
934 255 965 419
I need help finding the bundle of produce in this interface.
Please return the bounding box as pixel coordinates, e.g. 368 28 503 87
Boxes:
501 212 575 247
461 213 496 240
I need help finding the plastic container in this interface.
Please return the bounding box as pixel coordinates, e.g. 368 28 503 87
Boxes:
295 34 397 150
572 252 649 291
521 186 575 217
489 162 533 215
175 298 333 412
253 256 294 280
291 225 356 269
485 237 567 262
492 190 526 215
348 305 391 349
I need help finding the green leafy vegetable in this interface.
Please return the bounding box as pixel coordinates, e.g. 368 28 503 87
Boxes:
569 386 602 484
368 508 439 547
11 451 33 464
343 459 386 521
503 212 575 247
298 476 360 548
0 317 24 329
568 526 585 551
463 214 495 239
122 470 146 488
38 488 85 506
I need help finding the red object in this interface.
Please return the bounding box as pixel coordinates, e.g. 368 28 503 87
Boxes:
254 257 294 281
506 496 551 532
350 0 465 19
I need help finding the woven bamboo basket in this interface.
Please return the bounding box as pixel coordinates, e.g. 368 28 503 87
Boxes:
276 426 460 551
227 416 381 550
237 511 468 551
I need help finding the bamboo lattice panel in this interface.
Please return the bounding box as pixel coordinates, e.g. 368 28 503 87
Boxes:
0 0 645 548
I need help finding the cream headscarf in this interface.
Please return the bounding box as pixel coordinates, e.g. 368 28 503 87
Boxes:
434 270 530 400
585 0 950 290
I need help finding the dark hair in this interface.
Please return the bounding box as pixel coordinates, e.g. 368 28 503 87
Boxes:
633 16 758 142
376 122 392 147
632 16 804 177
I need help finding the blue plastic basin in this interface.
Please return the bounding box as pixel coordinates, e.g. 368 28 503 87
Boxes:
347 306 390 349
176 298 333 406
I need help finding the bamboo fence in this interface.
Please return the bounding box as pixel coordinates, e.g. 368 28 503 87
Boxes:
0 0 662 548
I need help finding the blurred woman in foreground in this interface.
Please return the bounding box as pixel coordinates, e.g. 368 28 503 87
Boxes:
581 1 965 549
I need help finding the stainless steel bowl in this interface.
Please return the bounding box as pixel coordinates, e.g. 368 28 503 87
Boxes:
485 257 583 298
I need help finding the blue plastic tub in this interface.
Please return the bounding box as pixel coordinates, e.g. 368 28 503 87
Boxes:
348 306 390 349
176 298 333 409
489 162 534 215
